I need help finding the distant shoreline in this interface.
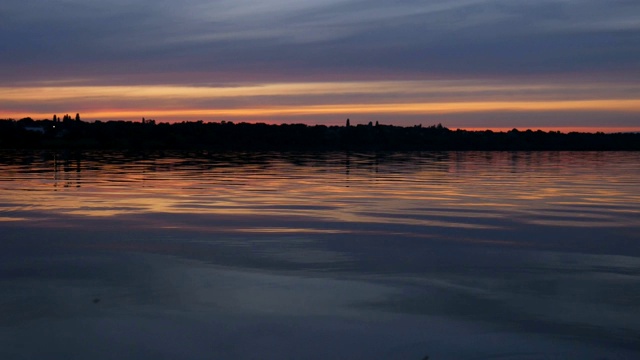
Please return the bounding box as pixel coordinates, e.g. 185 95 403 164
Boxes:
2 118 639 151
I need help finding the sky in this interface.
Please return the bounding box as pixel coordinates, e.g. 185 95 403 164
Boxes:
1 0 639 132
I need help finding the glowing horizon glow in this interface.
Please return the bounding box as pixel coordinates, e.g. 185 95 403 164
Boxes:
2 80 639 132
7 99 639 117
4 79 640 101
4 80 638 100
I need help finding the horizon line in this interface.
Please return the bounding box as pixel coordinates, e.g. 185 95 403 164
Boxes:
6 117 639 134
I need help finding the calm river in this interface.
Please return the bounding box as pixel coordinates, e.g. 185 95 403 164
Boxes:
1 151 639 359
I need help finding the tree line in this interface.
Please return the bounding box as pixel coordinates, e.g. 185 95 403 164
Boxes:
1 117 639 151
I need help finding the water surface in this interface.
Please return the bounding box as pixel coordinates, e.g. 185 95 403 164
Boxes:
1 151 639 359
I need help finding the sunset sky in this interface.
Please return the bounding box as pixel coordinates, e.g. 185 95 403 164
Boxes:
1 0 639 132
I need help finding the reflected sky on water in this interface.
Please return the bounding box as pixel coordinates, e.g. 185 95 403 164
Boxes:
1 151 639 359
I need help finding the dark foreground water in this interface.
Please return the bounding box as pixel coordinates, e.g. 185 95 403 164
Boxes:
1 151 639 359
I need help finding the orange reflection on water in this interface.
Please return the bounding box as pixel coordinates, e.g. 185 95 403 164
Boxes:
0 152 638 234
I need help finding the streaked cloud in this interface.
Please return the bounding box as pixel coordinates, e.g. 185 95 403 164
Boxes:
3 78 639 102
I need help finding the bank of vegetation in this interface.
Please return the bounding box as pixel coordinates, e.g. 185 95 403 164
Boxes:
2 117 639 151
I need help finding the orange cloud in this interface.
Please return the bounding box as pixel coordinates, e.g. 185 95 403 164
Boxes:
6 99 639 119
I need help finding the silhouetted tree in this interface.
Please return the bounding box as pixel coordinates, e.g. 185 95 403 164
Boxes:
1 118 639 150
75 113 80 122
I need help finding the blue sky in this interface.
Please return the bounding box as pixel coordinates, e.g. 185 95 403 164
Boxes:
1 0 639 130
